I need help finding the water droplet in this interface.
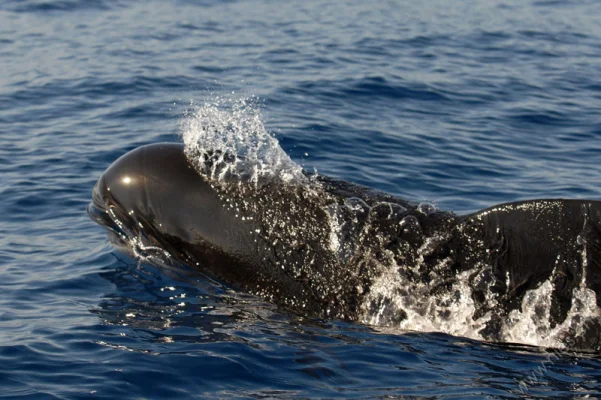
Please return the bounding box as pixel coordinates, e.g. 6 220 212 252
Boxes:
399 215 422 241
181 98 305 186
400 215 419 227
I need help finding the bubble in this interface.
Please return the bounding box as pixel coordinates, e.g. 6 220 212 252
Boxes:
370 203 392 220
344 197 369 213
390 203 407 215
369 202 407 221
400 215 419 228
417 202 437 215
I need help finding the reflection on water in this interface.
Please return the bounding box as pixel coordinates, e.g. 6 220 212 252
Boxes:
87 253 601 398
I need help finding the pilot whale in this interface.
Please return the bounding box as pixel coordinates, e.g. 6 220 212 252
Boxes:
89 143 601 350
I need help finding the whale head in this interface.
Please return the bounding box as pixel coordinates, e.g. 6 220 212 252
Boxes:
88 143 261 264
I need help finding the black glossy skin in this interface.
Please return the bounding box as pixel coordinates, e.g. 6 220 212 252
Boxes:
89 143 601 344
457 199 601 339
89 143 367 318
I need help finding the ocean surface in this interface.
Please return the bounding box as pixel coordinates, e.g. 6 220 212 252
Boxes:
2 0 601 398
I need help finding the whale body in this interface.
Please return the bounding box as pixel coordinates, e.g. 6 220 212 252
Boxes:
89 143 601 350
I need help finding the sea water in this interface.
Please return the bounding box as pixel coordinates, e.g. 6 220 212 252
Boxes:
1 0 601 398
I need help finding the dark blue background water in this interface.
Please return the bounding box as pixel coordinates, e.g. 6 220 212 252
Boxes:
2 0 601 398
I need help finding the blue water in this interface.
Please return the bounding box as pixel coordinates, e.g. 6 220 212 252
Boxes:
2 0 601 398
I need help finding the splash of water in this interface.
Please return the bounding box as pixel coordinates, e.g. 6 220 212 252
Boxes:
360 244 492 342
180 97 305 186
502 263 600 349
361 232 599 349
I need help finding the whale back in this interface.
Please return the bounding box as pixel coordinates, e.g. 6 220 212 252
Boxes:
457 199 601 343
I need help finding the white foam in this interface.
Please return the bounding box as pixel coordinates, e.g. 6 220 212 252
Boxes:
502 272 599 349
362 266 489 341
363 250 599 349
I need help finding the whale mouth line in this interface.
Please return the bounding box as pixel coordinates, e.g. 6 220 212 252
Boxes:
87 201 126 240
87 184 133 244
88 185 110 226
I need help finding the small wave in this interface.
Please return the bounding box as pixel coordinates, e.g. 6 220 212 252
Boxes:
291 76 450 103
4 0 120 13
344 76 449 102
